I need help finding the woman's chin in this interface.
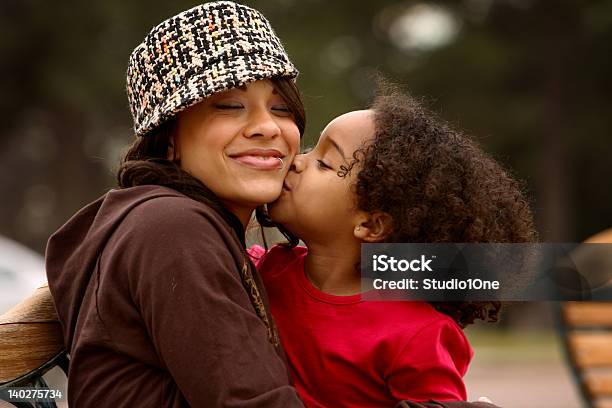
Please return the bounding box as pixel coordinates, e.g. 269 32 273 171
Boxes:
234 185 283 207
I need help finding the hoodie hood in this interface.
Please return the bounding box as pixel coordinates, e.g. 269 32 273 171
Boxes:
45 185 184 350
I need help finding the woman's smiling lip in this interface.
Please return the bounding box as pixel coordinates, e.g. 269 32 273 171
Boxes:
228 148 285 170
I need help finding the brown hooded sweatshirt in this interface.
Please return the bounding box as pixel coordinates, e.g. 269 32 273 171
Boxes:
45 185 304 407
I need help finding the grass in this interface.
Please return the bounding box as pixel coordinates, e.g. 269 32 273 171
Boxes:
465 327 566 361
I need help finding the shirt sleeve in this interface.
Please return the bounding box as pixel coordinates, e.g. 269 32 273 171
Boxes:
386 318 473 402
121 197 304 407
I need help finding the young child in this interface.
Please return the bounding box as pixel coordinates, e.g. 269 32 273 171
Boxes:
250 85 536 407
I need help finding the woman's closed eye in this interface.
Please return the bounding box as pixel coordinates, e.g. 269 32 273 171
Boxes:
214 102 243 109
271 104 291 116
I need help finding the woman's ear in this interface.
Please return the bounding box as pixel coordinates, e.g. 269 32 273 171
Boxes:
353 211 393 242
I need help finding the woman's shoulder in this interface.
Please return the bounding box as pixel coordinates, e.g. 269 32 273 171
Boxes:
118 185 215 213
104 188 247 282
118 186 226 230
107 186 240 256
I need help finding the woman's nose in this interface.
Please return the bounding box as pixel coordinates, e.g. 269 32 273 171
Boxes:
243 109 281 139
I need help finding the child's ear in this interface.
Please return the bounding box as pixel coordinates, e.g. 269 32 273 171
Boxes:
353 212 393 242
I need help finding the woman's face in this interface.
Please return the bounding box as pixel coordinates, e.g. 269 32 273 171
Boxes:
173 80 300 220
269 110 375 243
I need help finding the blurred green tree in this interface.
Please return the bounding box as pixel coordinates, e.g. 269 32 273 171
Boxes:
0 0 610 253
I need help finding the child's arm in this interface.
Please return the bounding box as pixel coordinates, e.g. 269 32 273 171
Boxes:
387 318 472 402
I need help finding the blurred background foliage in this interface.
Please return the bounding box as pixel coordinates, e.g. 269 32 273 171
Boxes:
1 0 611 255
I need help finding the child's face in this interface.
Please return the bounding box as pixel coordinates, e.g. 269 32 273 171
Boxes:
268 110 375 243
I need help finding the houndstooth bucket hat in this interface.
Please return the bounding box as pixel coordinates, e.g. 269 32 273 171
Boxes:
127 1 298 136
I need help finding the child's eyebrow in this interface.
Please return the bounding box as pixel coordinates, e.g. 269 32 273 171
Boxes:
327 137 346 160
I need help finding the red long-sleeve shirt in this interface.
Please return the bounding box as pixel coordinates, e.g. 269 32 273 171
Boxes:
250 244 473 408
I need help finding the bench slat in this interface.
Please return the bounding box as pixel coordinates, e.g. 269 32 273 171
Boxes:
0 322 64 383
569 333 612 368
0 285 58 325
595 398 612 408
586 373 612 396
563 302 612 327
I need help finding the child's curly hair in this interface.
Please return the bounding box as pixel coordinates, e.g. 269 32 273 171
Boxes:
348 84 538 328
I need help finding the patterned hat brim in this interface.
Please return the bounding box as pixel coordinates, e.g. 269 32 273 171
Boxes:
136 53 297 137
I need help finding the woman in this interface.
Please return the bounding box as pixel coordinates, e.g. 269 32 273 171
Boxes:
45 2 305 406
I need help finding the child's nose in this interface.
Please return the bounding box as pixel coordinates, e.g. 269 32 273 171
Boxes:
290 153 306 173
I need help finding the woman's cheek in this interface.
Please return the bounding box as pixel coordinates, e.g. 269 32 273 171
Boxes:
284 124 300 152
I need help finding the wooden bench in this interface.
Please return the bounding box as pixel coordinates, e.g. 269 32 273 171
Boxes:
559 228 612 408
0 283 68 407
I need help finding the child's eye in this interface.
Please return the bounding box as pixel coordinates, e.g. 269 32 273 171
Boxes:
317 159 333 170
